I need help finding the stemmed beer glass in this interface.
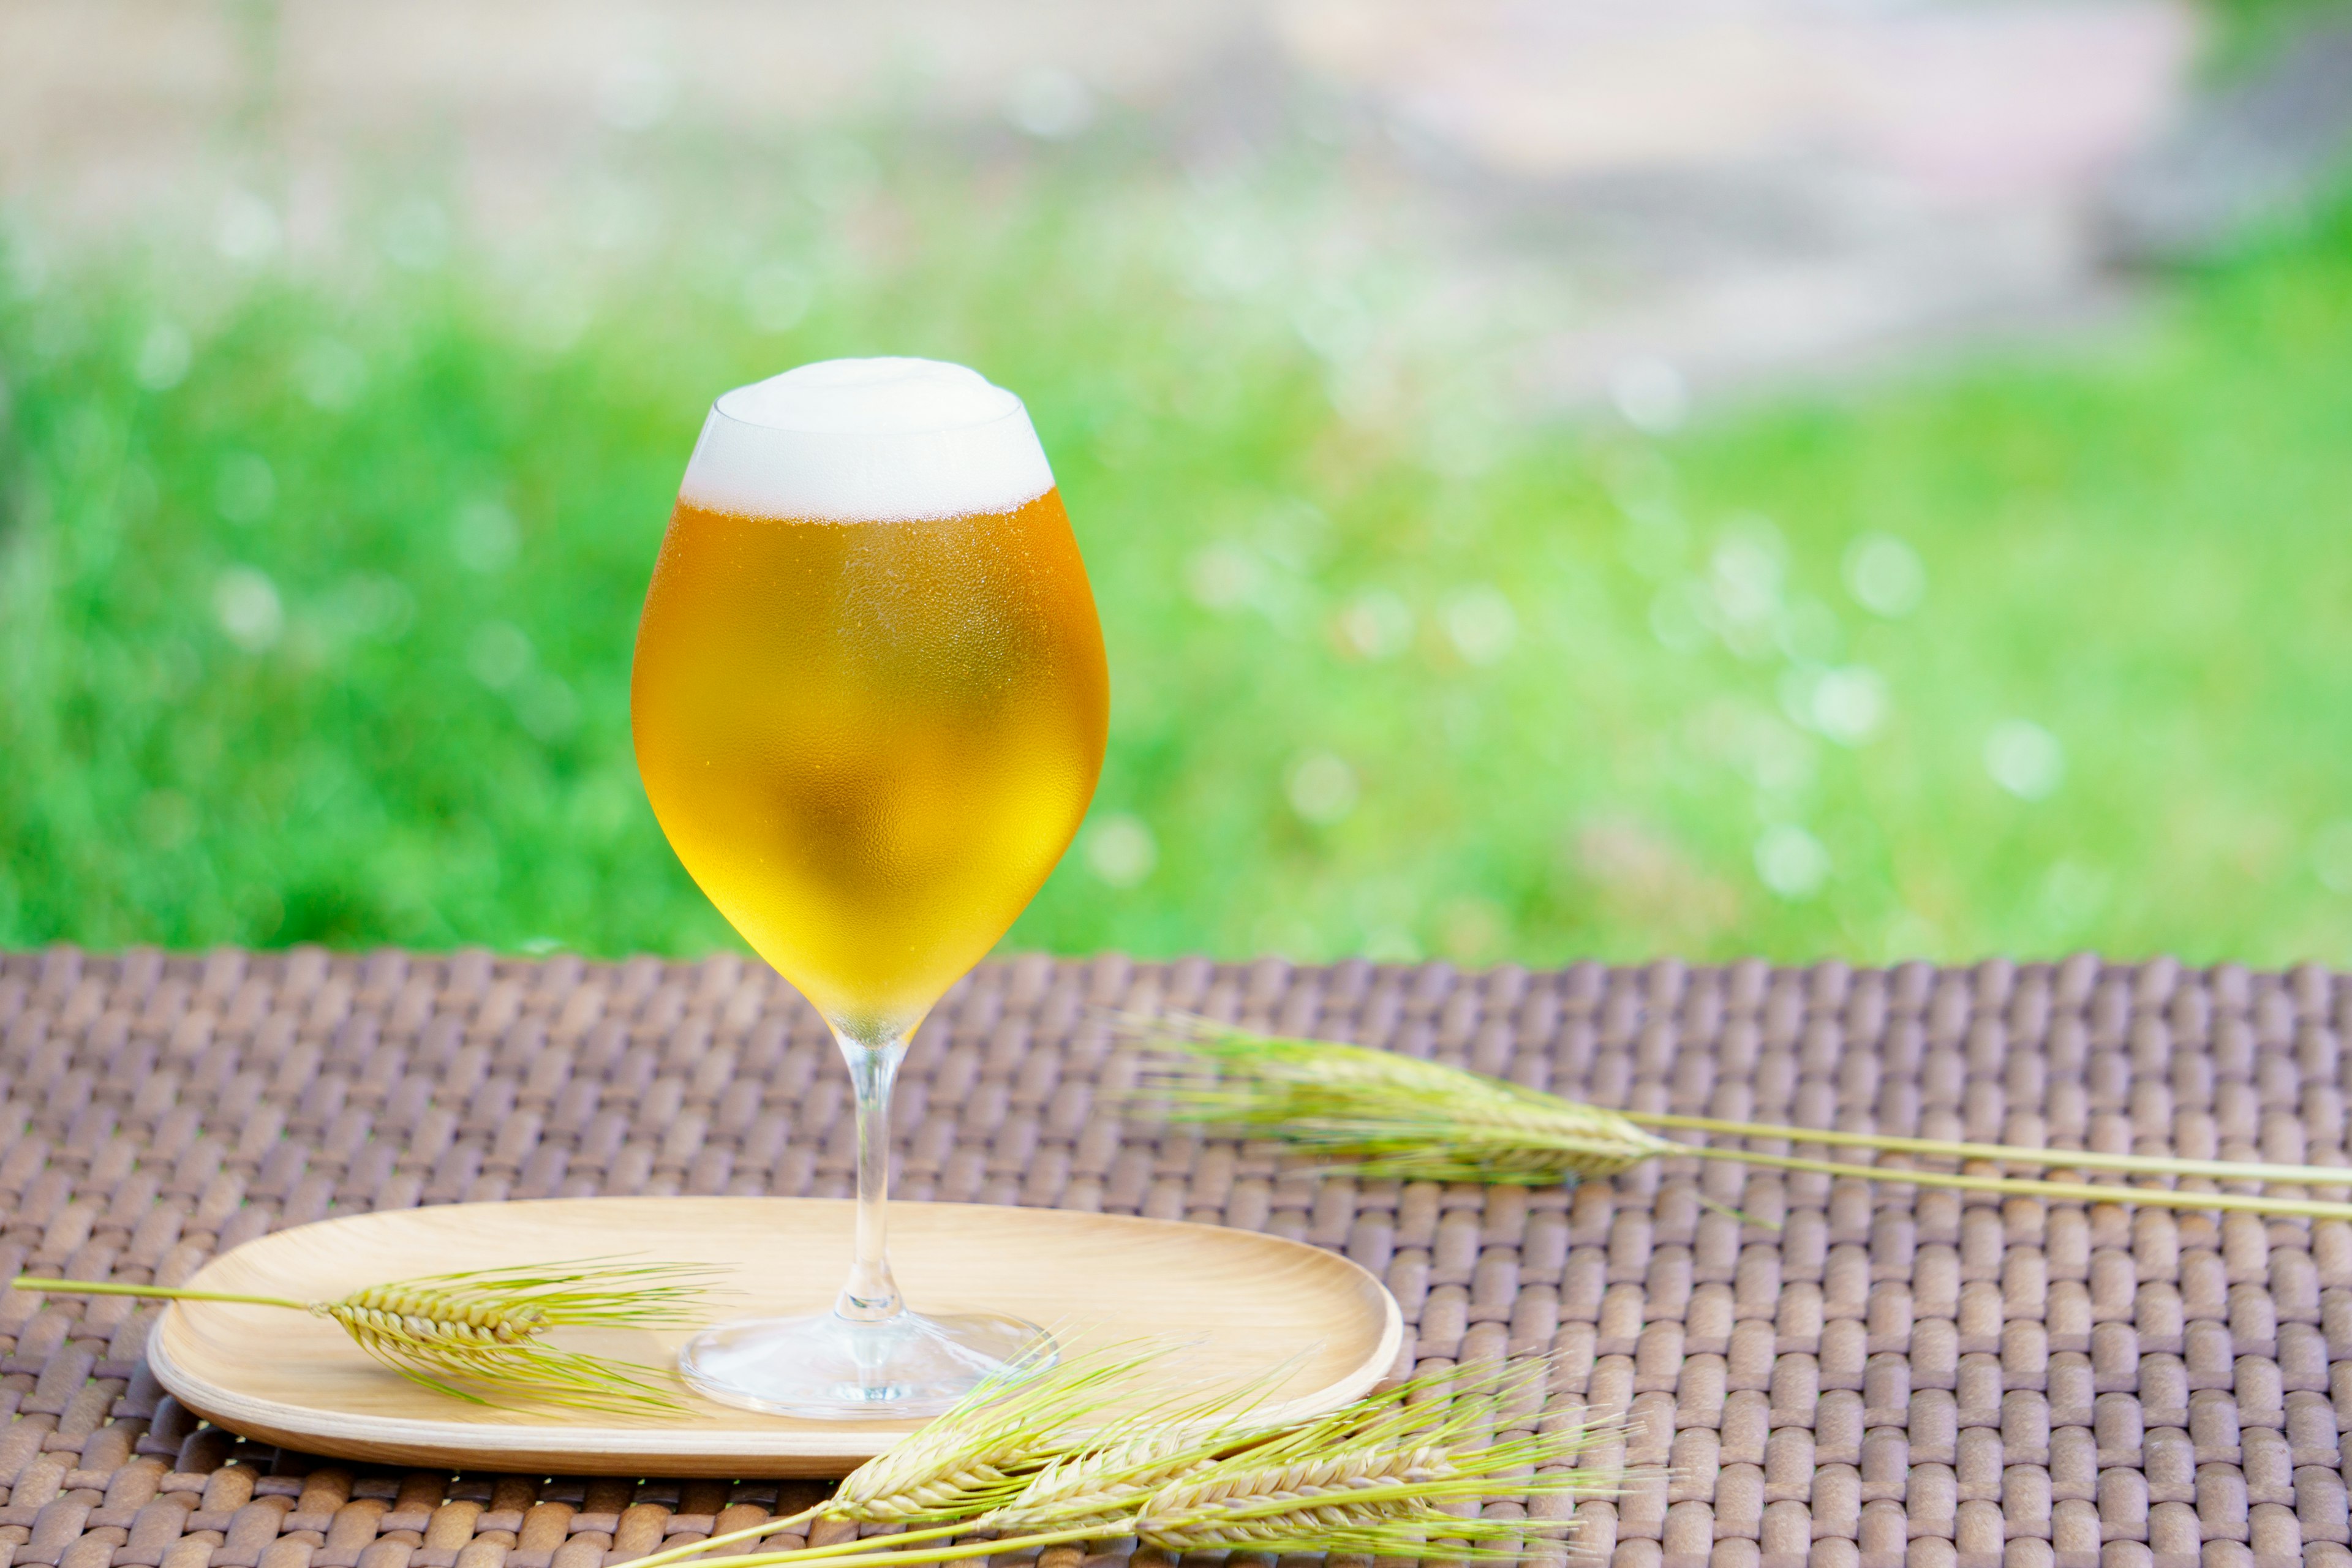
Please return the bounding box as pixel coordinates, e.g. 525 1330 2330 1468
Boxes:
630 358 1109 1417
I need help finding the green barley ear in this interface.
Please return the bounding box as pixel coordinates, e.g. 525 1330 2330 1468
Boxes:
12 1257 720 1414
1133 1015 2352 1221
665 1356 1624 1568
982 1351 1316 1531
827 1341 1171 1521
621 1343 1207 1568
1111 1360 1618 1560
1134 1015 1672 1183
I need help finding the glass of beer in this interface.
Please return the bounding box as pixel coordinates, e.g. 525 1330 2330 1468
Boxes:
631 358 1109 1417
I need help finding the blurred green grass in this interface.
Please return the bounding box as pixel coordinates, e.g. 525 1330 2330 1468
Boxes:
3 175 2350 969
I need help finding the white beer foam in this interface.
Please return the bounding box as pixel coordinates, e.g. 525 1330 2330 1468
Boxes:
679 357 1055 521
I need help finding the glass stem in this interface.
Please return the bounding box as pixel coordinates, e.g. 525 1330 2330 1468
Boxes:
833 1032 907 1324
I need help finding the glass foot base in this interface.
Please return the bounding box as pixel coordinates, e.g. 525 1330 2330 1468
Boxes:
679 1309 1054 1419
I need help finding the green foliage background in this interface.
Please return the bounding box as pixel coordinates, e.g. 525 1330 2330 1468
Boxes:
3 165 2351 968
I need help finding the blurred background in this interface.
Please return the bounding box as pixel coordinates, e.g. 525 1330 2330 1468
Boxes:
1 0 2348 969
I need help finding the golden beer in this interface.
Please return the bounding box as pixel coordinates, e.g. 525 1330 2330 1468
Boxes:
631 491 1108 1042
643 358 1097 1415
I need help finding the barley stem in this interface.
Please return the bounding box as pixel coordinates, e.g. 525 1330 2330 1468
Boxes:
616 1513 993 1568
13 1262 715 1414
612 1508 827 1568
1631 1110 2351 1186
687 1526 1097 1568
1141 1019 2352 1221
627 1355 1601 1568
10 1279 309 1311
1673 1145 2352 1217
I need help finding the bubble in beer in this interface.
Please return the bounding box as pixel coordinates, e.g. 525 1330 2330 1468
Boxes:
679 358 1055 524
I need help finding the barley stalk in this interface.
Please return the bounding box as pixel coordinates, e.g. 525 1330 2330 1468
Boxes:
1136 1018 2352 1219
831 1344 1162 1520
1630 1110 2352 1186
622 1356 1616 1568
979 1359 1314 1531
619 1345 1191 1568
1141 1023 1670 1182
1121 1399 1608 1560
12 1259 717 1413
1132 1443 1465 1551
988 1428 1223 1530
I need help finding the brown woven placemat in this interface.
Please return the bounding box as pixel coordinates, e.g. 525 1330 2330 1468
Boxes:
1 946 2347 1568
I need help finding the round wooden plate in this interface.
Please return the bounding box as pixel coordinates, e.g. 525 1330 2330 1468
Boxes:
146 1196 1403 1476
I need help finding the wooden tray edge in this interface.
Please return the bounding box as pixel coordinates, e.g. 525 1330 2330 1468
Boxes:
145 1198 1405 1478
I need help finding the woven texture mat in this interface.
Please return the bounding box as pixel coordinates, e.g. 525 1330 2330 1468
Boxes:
2 947 2350 1568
